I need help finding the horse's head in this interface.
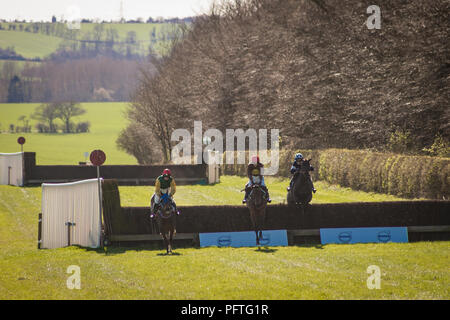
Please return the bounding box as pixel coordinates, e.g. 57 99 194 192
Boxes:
158 194 175 219
300 158 312 172
248 184 266 207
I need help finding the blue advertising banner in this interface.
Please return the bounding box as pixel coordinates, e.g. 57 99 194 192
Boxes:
320 227 408 244
199 230 288 248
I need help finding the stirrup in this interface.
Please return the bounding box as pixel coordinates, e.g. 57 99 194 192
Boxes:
242 199 247 204
267 198 272 203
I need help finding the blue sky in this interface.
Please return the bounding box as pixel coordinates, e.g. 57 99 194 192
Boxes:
0 0 217 21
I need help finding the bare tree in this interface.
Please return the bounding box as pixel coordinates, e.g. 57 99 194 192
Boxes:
55 102 86 133
31 102 60 133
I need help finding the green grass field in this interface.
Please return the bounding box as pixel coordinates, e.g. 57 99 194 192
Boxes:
119 176 412 206
0 23 180 58
0 30 63 59
0 102 136 164
0 182 448 299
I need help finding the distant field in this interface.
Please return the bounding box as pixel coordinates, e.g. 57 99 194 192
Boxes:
0 30 62 59
0 102 136 165
0 23 180 58
0 184 447 300
78 23 178 42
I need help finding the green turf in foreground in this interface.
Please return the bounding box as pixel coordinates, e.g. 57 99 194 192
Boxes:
1 182 445 300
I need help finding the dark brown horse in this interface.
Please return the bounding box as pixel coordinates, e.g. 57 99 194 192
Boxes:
151 194 177 254
287 159 313 208
246 184 268 245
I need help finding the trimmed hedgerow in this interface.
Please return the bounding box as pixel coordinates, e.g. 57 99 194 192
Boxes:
221 149 449 199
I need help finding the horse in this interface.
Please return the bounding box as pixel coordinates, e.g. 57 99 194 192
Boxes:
150 193 177 254
246 182 268 245
287 159 313 208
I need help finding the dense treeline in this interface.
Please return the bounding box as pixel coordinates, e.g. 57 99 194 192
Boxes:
0 57 152 102
119 0 449 162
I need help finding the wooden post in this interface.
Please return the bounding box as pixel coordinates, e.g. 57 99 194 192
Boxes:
38 213 42 249
65 222 76 247
8 166 11 185
97 166 103 247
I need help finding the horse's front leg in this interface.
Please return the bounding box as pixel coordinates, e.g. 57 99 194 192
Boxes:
249 209 259 245
168 229 173 254
161 232 169 254
255 230 260 245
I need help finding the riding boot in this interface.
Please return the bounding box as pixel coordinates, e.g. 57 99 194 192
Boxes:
262 186 272 203
150 203 159 219
173 202 180 215
287 178 293 191
242 188 250 204
310 177 316 193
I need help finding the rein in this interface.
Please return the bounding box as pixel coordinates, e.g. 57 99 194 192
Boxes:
248 185 267 208
157 201 175 219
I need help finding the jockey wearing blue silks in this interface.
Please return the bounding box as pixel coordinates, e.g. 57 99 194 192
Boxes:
288 153 316 193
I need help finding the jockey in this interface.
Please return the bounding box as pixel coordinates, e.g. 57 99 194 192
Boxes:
288 153 316 193
243 155 271 204
151 168 179 217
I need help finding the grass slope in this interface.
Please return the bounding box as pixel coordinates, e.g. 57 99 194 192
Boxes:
0 184 448 299
0 23 180 58
0 30 63 59
0 102 136 164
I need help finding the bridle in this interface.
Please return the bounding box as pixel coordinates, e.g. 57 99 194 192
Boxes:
157 199 175 219
249 184 267 207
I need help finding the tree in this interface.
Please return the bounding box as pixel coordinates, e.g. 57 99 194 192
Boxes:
52 16 57 23
7 75 24 102
17 115 31 132
117 122 161 164
55 102 86 133
125 31 137 44
31 103 60 133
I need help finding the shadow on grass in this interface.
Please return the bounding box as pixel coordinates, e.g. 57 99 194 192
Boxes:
81 241 192 255
156 252 182 256
73 242 325 256
254 247 278 253
292 244 325 249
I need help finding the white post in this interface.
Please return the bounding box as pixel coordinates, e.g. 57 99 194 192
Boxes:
215 151 220 183
97 166 103 247
21 146 24 186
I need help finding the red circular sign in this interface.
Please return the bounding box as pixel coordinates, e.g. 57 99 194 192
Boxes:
90 150 106 166
17 137 26 145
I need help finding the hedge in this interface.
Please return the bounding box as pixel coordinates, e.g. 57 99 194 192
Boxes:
221 149 449 199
